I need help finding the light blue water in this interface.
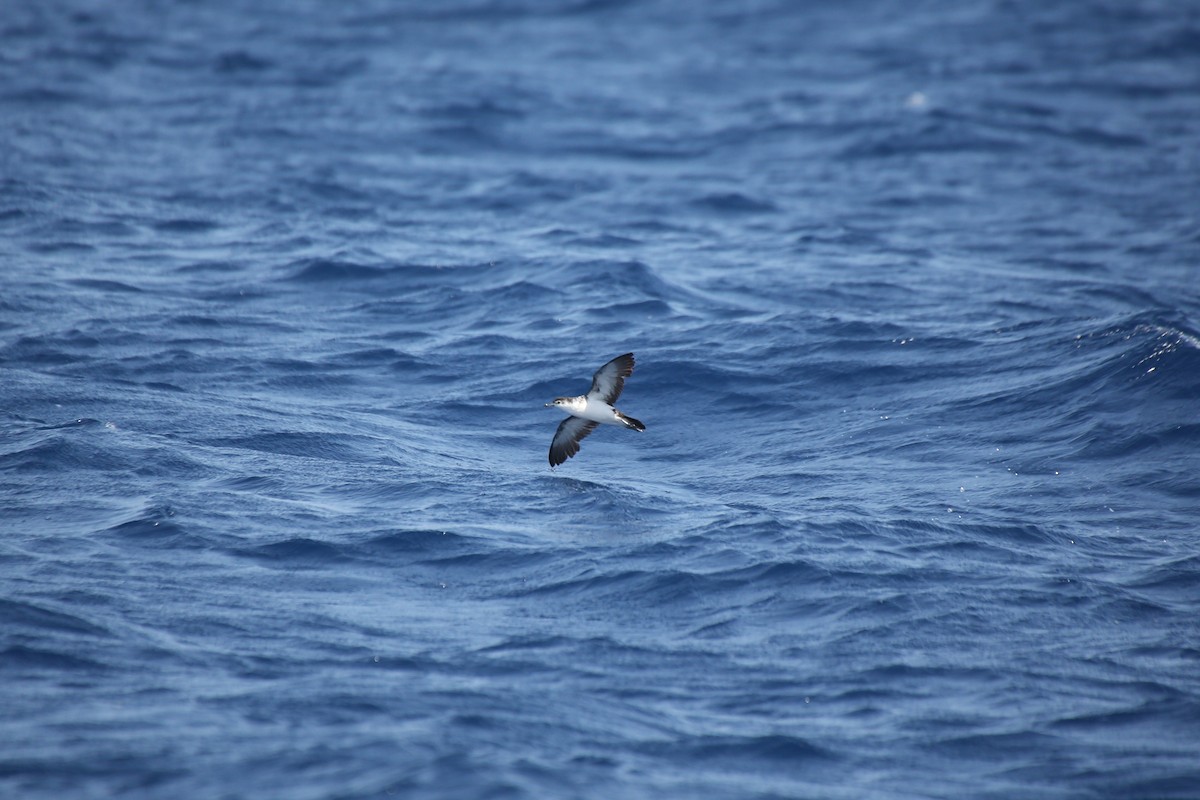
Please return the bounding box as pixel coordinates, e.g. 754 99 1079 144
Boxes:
3 1 1199 798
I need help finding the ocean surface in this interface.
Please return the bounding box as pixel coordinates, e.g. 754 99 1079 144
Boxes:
2 1 1199 798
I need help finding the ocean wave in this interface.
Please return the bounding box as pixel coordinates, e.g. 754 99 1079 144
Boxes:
3 0 1197 797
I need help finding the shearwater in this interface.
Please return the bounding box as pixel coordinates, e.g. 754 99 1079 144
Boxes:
545 353 645 467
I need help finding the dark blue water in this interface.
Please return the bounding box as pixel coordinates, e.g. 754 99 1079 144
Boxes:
3 1 1199 798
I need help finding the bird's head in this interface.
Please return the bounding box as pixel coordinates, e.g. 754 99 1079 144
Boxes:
545 397 571 409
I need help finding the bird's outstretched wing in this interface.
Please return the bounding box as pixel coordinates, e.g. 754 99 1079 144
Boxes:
549 417 599 467
586 353 635 405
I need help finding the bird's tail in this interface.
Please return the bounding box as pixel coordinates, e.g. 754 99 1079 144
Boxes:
616 412 645 431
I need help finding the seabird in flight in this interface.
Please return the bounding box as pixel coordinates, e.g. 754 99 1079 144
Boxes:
545 352 645 467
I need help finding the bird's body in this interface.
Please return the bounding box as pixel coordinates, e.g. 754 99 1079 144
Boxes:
550 395 636 426
546 353 644 467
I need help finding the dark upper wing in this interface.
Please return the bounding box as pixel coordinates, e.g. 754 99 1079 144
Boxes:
587 353 635 405
549 417 599 467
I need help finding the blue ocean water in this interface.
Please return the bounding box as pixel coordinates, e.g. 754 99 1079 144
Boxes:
2 0 1199 797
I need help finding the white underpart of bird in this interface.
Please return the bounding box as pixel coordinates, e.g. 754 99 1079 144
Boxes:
544 352 645 467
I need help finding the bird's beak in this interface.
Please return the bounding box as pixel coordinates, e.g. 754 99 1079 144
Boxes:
544 402 554 408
